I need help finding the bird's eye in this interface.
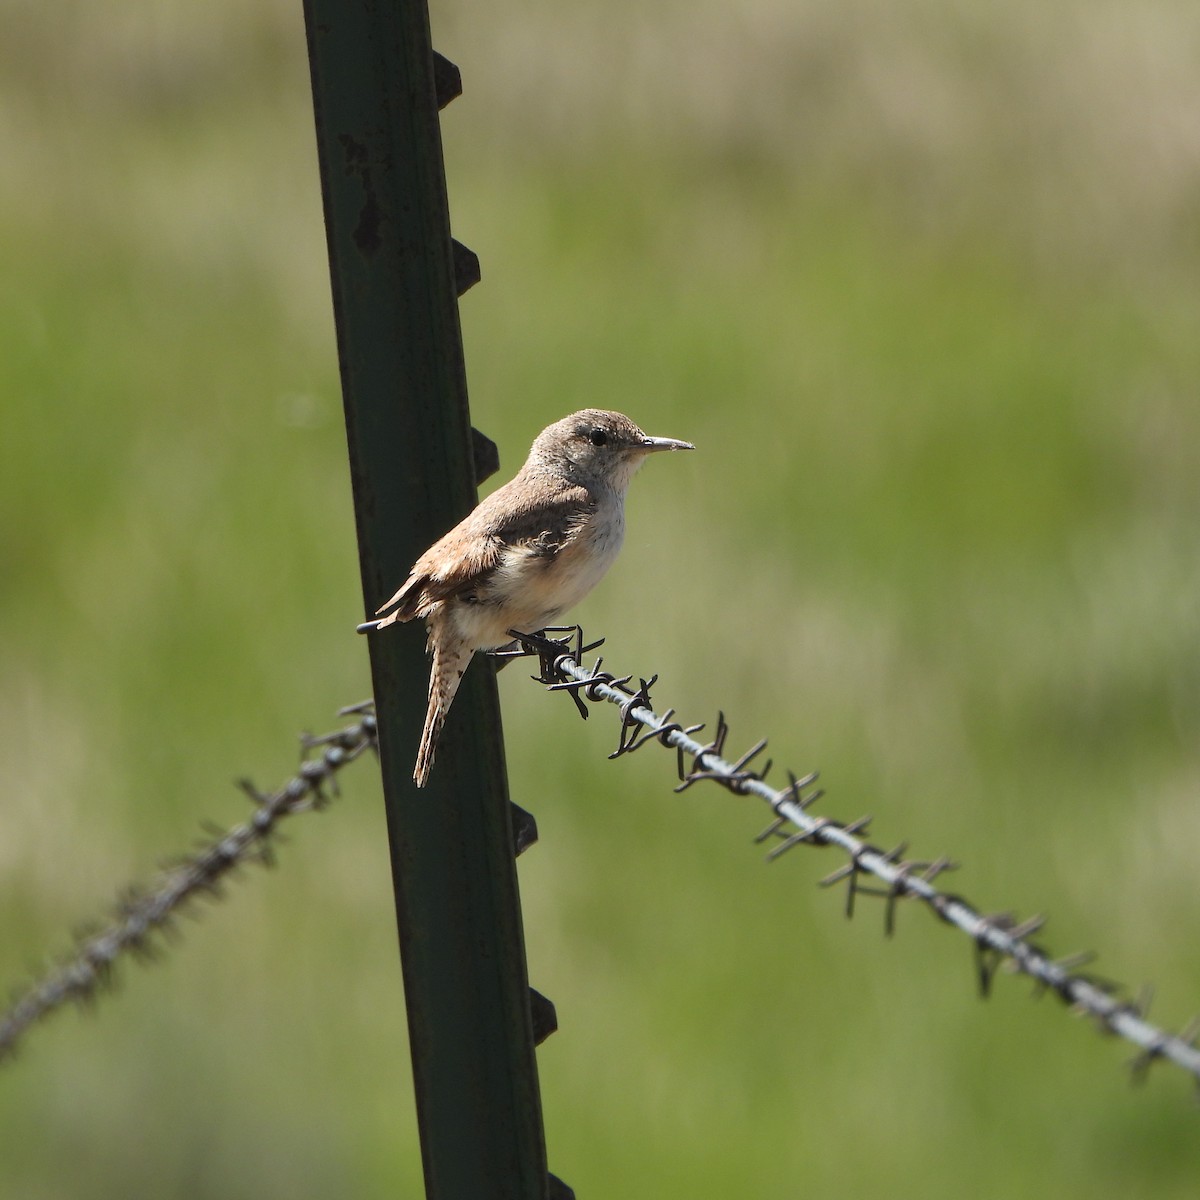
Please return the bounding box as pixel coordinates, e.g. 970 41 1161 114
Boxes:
588 428 608 447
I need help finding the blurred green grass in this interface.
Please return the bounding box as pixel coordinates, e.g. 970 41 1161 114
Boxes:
2 1 1199 1196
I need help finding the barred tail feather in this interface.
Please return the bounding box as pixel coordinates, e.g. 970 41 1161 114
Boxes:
413 635 473 788
413 703 446 788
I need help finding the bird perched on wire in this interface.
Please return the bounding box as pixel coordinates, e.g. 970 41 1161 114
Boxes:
357 409 694 787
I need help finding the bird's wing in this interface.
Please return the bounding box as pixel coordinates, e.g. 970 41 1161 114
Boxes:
372 572 432 619
485 483 594 561
374 480 593 619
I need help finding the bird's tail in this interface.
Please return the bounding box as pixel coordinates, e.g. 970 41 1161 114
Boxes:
414 633 473 788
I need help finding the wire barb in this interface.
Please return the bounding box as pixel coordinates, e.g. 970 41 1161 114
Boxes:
608 677 659 759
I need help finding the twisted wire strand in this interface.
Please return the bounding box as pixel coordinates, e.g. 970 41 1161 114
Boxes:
500 626 1200 1091
5 630 1199 1092
0 708 378 1062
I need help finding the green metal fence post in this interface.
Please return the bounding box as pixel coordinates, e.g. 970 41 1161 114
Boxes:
302 3 558 1196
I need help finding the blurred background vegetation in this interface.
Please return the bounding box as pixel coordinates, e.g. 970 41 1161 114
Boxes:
2 0 1199 1195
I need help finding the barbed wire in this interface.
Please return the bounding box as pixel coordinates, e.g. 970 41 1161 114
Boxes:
496 625 1200 1092
5 629 1199 1094
0 706 378 1063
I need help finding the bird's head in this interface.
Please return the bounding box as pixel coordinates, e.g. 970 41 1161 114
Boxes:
531 409 694 492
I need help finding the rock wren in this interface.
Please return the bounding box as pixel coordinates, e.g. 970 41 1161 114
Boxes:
357 409 694 787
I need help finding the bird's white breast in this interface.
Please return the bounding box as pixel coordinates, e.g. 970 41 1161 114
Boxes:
453 491 626 648
543 500 625 611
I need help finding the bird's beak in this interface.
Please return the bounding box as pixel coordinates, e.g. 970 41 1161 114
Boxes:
641 436 695 453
